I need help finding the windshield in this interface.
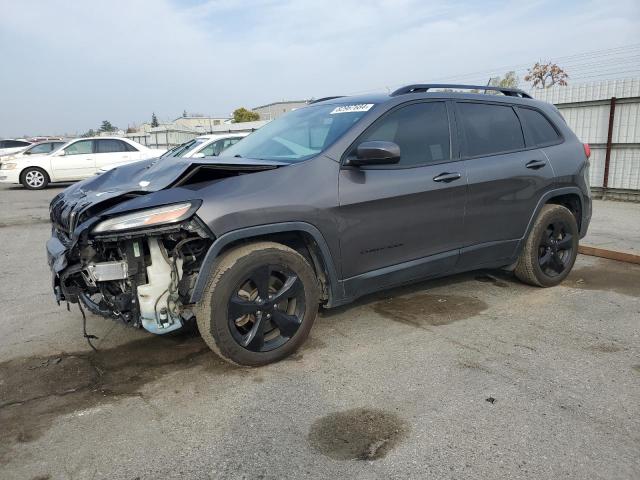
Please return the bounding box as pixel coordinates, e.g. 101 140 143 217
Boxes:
222 103 374 162
161 138 207 158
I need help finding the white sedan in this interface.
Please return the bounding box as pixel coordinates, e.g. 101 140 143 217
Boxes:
0 140 66 162
0 137 165 190
96 132 250 175
0 139 33 157
161 132 249 159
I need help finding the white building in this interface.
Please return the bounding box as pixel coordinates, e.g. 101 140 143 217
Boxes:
531 78 640 200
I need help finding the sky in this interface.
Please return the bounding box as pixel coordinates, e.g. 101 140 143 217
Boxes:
1 0 639 137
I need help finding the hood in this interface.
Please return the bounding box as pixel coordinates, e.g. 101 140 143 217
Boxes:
3 152 52 162
79 155 286 195
50 156 288 238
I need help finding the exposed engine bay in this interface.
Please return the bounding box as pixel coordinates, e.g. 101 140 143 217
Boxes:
75 233 211 333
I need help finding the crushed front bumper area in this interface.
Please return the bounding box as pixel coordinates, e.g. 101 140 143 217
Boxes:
47 220 212 335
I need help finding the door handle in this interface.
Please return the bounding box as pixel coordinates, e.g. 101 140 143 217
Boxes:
433 172 462 183
526 160 546 169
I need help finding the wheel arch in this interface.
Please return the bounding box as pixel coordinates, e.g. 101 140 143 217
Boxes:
516 187 586 259
545 192 583 232
189 222 341 306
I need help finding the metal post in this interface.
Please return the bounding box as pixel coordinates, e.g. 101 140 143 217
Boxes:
603 96 616 191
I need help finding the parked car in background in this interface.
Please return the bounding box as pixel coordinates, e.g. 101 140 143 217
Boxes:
0 140 66 164
0 139 32 157
0 137 165 189
162 133 249 159
96 133 250 175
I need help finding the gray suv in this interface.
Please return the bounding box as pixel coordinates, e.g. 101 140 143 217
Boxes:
47 84 592 366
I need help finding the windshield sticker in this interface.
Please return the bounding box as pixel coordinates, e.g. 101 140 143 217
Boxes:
330 104 374 114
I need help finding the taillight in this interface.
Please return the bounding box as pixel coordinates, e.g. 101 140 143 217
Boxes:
583 143 591 159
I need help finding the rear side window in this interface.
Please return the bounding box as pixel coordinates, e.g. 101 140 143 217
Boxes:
97 139 129 153
458 103 524 157
123 141 138 152
518 107 560 146
356 102 450 166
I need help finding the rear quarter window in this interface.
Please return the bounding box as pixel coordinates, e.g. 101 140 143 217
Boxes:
458 102 524 157
517 107 561 146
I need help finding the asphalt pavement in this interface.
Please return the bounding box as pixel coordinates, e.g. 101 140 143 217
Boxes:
1 184 638 480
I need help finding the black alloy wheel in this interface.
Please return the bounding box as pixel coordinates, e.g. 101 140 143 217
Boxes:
195 241 320 366
227 264 306 352
515 204 579 287
537 220 574 277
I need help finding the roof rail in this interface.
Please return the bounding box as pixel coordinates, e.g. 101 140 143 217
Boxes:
309 96 345 104
390 84 532 99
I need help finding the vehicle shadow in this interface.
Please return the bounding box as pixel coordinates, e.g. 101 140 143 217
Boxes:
320 268 518 319
5 183 73 191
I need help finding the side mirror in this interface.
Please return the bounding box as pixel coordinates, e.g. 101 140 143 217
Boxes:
345 141 400 167
57 149 66 156
192 152 205 158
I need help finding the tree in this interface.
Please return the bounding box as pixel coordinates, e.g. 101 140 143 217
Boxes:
99 120 116 132
489 71 519 88
151 112 159 128
81 129 96 138
182 110 188 117
126 126 138 134
524 62 569 88
233 107 260 123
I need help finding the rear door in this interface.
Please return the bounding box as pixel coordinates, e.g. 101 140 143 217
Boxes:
455 101 557 269
50 139 96 180
338 100 467 292
95 139 135 168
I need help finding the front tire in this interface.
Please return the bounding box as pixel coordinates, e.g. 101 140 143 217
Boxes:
195 241 320 366
20 167 50 190
515 204 579 287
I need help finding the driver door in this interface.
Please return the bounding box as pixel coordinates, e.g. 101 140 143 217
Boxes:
337 101 467 295
50 139 96 180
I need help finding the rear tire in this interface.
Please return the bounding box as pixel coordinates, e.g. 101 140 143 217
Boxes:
195 241 320 366
515 204 579 287
20 167 50 190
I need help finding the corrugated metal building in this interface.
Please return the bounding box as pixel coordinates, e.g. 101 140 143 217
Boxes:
125 120 270 149
173 116 230 131
531 78 640 200
252 100 308 121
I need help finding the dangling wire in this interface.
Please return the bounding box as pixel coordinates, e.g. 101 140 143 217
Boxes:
78 300 98 352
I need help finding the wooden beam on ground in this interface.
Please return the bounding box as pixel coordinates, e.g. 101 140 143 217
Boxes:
579 244 640 265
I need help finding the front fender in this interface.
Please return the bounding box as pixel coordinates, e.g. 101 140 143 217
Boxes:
189 221 341 306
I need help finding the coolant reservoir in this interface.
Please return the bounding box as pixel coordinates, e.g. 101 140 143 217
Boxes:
138 237 183 334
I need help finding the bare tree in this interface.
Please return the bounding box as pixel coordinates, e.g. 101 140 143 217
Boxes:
524 62 569 88
489 71 519 88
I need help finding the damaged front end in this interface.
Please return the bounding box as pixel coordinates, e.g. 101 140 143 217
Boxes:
50 198 212 334
46 156 284 334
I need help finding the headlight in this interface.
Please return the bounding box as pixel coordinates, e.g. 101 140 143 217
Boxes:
0 163 17 170
92 202 197 233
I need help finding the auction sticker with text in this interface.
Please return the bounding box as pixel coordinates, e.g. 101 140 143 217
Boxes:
330 104 374 114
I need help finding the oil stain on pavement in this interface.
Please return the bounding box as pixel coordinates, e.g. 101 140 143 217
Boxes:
373 293 487 328
308 408 408 460
0 333 233 461
567 261 640 297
